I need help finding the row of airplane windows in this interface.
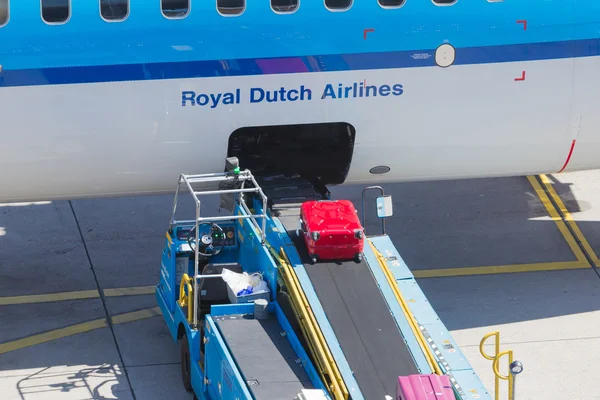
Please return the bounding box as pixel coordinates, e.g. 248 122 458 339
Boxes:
0 0 458 27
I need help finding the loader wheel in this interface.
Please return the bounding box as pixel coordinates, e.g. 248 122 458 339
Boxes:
181 334 192 392
355 253 364 263
309 254 317 264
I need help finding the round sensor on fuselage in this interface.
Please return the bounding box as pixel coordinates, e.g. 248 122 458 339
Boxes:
435 43 456 68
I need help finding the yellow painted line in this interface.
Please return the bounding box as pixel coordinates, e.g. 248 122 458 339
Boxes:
526 175 589 264
414 175 595 279
0 318 108 355
413 261 589 278
539 174 600 265
0 289 100 306
111 306 162 325
103 286 156 297
0 285 157 306
0 307 163 355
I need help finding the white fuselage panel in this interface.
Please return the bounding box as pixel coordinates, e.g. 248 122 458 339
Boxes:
1 57 599 202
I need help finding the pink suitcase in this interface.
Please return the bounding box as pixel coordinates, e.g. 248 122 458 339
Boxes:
396 374 455 400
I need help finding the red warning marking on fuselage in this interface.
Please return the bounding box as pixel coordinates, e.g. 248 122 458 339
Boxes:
515 71 526 81
517 20 527 30
364 28 374 40
558 140 577 173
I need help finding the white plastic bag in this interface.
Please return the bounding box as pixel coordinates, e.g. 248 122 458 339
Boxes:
221 268 251 294
223 268 269 295
221 269 269 296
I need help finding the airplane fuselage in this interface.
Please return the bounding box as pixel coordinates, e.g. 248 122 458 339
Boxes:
1 0 600 202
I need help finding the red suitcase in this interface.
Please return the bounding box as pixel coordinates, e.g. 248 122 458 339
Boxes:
299 200 365 264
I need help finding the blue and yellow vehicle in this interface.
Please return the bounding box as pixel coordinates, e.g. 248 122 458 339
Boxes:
155 159 492 400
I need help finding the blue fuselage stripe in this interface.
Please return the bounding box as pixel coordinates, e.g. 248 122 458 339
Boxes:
1 38 599 88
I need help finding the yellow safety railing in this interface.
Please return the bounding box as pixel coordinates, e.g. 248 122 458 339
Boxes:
368 240 443 376
480 331 514 400
268 245 349 400
178 273 194 324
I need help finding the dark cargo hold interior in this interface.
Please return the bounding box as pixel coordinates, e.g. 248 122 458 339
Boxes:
227 122 356 186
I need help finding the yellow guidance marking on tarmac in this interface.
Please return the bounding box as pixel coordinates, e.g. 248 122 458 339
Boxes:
0 285 156 306
527 175 589 264
539 174 600 266
412 176 591 279
413 261 589 279
0 307 162 355
111 307 161 324
103 286 156 297
0 289 100 306
0 318 108 355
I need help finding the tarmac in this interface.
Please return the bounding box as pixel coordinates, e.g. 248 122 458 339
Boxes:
1 171 599 400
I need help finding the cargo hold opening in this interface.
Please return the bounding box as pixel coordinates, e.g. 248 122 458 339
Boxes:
227 122 356 186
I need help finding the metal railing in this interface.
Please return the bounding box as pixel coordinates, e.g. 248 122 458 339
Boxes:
178 273 194 323
368 240 442 375
268 244 349 400
169 169 269 327
480 331 524 400
170 170 269 240
361 186 386 236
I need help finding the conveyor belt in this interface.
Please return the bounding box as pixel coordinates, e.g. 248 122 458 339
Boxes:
274 206 420 400
214 313 315 400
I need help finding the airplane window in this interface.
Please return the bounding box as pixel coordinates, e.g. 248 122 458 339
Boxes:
325 0 352 10
433 0 457 4
272 0 298 13
162 0 190 18
0 0 7 27
101 0 128 21
217 0 244 16
378 0 405 7
41 0 70 24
